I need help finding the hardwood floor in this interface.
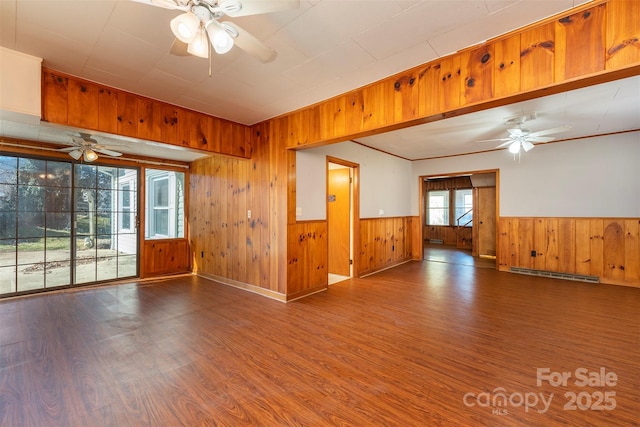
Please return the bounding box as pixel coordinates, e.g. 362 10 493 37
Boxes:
1 260 638 426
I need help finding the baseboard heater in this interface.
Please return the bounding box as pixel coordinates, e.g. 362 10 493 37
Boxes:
510 267 599 284
429 239 444 244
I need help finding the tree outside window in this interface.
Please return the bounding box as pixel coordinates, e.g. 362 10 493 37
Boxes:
427 190 449 226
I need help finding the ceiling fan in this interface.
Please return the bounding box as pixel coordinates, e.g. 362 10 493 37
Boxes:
58 133 124 162
478 114 571 155
132 0 300 62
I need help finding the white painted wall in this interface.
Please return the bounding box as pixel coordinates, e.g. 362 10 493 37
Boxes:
0 47 42 122
411 133 640 217
296 141 413 220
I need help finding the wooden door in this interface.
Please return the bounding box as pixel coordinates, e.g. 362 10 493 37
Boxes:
328 168 351 276
477 186 496 257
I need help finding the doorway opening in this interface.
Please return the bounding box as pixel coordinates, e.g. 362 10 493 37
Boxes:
420 170 498 267
327 157 359 284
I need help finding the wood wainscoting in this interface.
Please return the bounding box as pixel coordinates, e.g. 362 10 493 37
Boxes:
359 216 421 277
424 225 472 248
287 221 328 300
498 217 640 287
142 239 190 278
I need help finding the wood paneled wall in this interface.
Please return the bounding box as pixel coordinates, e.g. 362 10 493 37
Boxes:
142 239 190 277
32 1 639 298
498 217 640 287
359 217 420 276
424 226 472 248
269 0 639 150
189 154 273 289
41 69 250 158
287 221 328 299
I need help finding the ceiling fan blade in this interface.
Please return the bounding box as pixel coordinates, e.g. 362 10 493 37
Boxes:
130 0 186 10
496 140 515 148
68 149 83 160
94 148 123 157
527 136 555 143
58 146 79 152
169 38 190 56
529 125 571 137
507 128 524 137
475 138 511 143
222 21 277 63
222 0 299 17
521 141 535 152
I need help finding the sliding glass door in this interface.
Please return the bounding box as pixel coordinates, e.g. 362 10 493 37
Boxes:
0 155 138 297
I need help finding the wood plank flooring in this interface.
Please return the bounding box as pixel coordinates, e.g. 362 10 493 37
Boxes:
1 259 638 426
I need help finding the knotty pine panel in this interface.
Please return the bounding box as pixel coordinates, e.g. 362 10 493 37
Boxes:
160 103 179 145
555 4 606 81
499 217 640 287
319 97 347 142
392 71 419 122
41 71 68 124
359 217 415 276
142 239 190 277
98 86 118 134
41 69 251 159
270 1 639 150
423 226 471 247
494 35 521 98
438 55 462 113
520 23 556 92
287 221 328 297
417 62 442 118
461 44 494 105
605 0 640 70
189 154 271 288
67 78 99 130
116 91 138 138
344 90 365 136
363 80 393 131
137 97 163 142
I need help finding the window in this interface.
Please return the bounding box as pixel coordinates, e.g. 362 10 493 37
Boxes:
145 169 184 239
454 189 473 227
426 188 473 227
118 182 134 232
427 190 449 226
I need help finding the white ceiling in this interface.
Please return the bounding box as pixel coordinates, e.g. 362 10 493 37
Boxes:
1 0 638 163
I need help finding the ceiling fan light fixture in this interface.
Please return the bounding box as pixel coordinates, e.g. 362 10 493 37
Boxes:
187 27 210 58
83 149 99 162
170 12 199 43
207 24 234 54
508 141 521 154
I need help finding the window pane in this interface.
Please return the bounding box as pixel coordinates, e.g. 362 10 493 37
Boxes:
455 189 473 227
47 162 72 188
18 158 46 186
154 179 169 207
427 191 449 226
154 209 169 236
18 185 44 212
0 156 18 185
0 183 17 211
145 170 184 239
0 212 16 239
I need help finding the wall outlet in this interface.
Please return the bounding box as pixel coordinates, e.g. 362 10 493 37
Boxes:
379 209 384 216
247 210 251 219
296 207 302 216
